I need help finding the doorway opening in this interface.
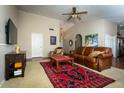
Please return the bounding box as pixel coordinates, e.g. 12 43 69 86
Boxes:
31 33 43 58
75 34 82 49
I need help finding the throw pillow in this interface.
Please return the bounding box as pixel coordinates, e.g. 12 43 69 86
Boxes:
56 49 62 54
89 51 104 57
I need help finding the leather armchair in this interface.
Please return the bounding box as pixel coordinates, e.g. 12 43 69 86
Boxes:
49 47 64 57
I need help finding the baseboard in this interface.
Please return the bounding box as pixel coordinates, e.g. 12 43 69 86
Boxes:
0 80 5 87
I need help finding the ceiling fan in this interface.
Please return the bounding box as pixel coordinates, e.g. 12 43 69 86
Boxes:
62 7 88 21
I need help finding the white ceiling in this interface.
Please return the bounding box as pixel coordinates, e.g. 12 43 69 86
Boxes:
17 5 124 26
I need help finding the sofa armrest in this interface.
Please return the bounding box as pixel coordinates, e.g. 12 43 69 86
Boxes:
97 53 112 59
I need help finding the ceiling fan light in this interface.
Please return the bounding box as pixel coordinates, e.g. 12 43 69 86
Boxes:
72 14 77 18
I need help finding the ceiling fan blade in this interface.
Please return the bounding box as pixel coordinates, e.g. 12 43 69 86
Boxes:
62 13 73 15
77 16 81 20
67 16 72 21
77 11 88 14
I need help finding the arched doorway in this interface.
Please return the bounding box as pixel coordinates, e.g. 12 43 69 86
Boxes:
75 34 82 49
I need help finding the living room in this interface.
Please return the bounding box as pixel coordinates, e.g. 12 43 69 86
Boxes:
0 3 124 90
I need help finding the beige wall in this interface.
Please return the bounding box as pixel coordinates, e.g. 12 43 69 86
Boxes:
0 6 18 84
63 19 117 56
104 20 117 36
18 11 61 58
63 19 105 53
103 20 117 57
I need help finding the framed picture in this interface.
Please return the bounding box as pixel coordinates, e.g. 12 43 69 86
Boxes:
50 36 56 45
85 33 98 47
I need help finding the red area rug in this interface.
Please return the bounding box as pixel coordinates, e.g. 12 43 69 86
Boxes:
40 62 115 88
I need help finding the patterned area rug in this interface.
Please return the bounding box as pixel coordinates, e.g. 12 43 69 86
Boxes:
40 62 115 88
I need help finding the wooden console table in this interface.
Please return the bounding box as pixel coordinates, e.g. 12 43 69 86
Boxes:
5 51 26 80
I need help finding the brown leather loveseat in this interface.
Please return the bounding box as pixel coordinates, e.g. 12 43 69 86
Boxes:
70 47 113 72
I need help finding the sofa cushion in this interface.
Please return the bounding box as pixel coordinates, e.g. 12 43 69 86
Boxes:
82 47 86 55
94 47 106 52
94 47 111 55
73 54 80 58
83 47 94 56
76 47 85 55
76 55 83 59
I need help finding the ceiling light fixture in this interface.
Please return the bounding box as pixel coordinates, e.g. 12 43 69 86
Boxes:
62 7 88 21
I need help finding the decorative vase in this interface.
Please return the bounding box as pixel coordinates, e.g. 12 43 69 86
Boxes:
15 46 20 54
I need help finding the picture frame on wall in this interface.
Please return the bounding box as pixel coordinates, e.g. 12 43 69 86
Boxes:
85 33 98 47
50 36 56 45
69 40 73 46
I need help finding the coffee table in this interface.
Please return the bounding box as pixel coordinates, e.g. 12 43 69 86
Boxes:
50 56 74 69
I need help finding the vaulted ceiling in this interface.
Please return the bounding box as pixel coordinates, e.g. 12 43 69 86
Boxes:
17 6 124 22
17 5 124 30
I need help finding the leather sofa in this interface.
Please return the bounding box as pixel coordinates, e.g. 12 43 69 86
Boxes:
70 47 113 72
